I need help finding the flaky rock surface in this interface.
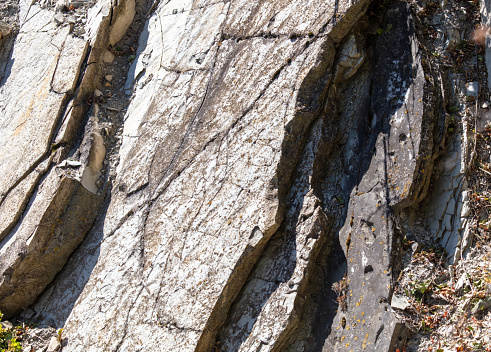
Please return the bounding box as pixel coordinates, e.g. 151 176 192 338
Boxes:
0 0 488 350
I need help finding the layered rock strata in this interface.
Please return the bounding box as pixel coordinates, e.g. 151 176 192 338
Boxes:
0 0 486 350
0 0 132 317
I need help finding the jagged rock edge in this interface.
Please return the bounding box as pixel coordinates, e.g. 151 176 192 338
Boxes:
189 3 373 350
0 0 137 319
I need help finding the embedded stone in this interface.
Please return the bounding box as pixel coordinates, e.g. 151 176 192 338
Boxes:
53 13 64 24
391 295 411 310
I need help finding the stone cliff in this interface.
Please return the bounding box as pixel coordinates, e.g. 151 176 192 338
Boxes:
0 0 489 350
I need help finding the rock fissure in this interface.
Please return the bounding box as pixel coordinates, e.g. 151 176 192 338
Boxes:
212 8 375 352
144 54 224 200
0 0 141 320
2 39 97 241
147 0 228 19
1 0 489 350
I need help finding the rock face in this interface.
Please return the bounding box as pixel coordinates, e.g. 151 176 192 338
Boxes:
0 0 484 351
0 0 118 318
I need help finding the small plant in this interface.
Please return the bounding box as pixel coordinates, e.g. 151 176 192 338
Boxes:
332 276 348 312
447 105 460 113
409 280 432 302
473 341 486 351
213 340 222 352
402 235 412 250
420 314 440 332
0 311 22 352
336 195 345 206
447 116 457 133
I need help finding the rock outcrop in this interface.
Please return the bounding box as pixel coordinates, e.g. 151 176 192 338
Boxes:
0 0 487 350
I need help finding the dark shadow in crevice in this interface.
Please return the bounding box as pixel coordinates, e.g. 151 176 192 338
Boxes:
306 235 347 350
295 65 375 351
0 33 17 88
284 1 417 350
0 0 20 88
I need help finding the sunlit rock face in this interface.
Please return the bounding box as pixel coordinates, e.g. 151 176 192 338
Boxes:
0 0 479 350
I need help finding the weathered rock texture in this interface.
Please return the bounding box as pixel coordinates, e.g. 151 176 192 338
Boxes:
0 0 126 318
0 0 485 350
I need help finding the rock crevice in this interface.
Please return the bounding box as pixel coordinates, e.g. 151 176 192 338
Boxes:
0 0 487 350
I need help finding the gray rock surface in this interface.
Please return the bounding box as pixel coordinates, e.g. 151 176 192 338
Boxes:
0 172 102 317
0 0 125 320
33 0 375 348
0 0 482 351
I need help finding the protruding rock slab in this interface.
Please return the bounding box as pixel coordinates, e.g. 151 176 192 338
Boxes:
0 172 102 318
30 0 376 351
218 119 331 352
0 4 88 242
0 0 453 351
0 0 110 321
328 2 442 351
